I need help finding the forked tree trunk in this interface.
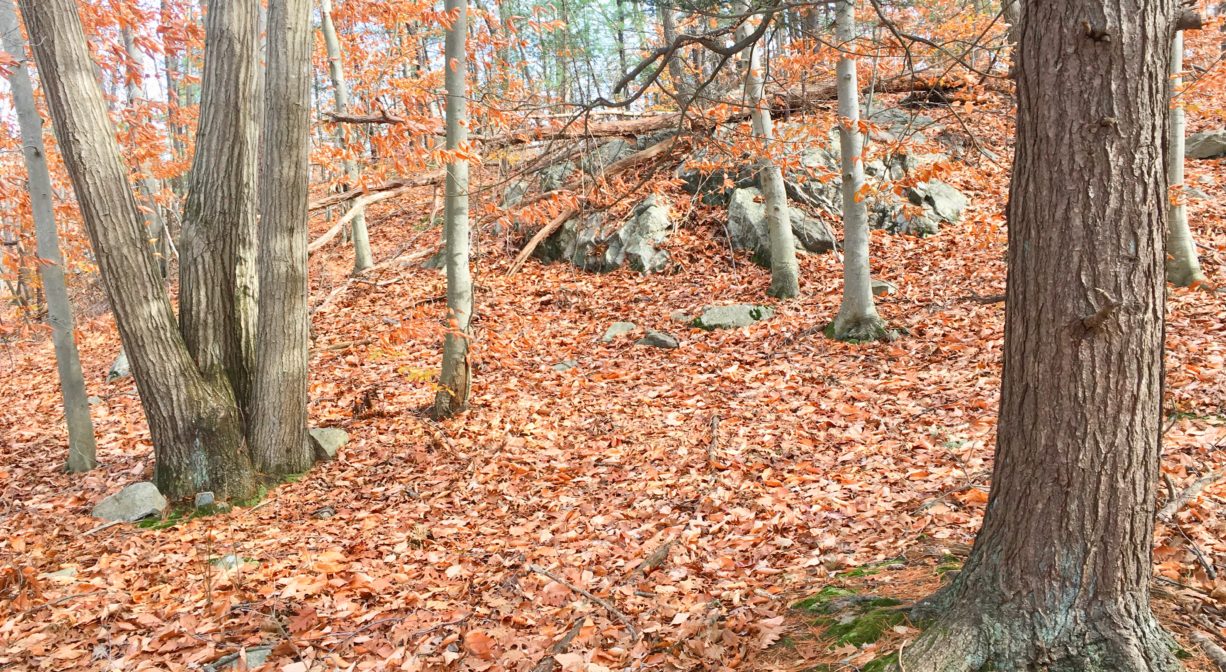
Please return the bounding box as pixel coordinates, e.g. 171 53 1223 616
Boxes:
1 0 97 473
831 0 888 341
434 0 473 419
178 0 261 419
19 0 257 501
896 0 1180 667
250 0 313 474
1165 31 1205 287
320 0 373 272
736 2 800 299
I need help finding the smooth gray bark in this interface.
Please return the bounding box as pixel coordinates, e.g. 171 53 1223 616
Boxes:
434 0 473 419
320 0 373 272
120 26 171 278
19 0 256 500
1165 31 1205 287
735 2 800 299
250 0 313 474
831 0 887 341
0 0 97 472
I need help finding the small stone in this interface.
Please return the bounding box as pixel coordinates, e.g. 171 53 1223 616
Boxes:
872 279 898 297
693 304 775 330
44 567 77 580
210 554 245 571
1197 174 1216 186
194 491 216 510
106 350 130 382
87 396 103 405
669 310 690 323
552 359 578 372
309 428 349 461
1185 187 1210 200
312 505 337 519
601 321 637 342
91 482 168 522
636 330 680 349
1187 130 1226 159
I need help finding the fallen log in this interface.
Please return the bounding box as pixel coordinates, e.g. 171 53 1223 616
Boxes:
308 170 445 212
308 187 409 255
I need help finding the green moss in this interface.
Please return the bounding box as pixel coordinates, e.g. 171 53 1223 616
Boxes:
861 652 899 672
137 509 187 529
825 607 906 647
1173 647 1193 660
234 484 269 508
793 586 857 613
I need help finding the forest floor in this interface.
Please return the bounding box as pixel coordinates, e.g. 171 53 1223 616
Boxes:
2 102 1226 671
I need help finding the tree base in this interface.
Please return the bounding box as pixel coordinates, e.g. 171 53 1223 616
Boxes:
892 602 1183 672
827 315 896 343
767 274 800 299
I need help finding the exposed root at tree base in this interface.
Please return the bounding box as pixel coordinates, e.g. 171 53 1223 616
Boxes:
826 317 897 343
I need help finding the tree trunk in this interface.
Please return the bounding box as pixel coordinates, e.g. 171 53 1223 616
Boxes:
19 0 256 501
831 0 888 341
250 0 313 474
658 4 690 105
735 3 799 298
896 0 1181 667
1165 31 1205 288
320 0 373 272
121 26 172 279
434 0 473 419
1 0 97 473
178 0 261 419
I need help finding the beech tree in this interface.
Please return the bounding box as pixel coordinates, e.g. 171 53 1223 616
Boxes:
896 0 1183 667
831 0 889 341
736 2 800 299
434 0 474 419
1166 30 1205 287
0 0 97 473
320 0 374 273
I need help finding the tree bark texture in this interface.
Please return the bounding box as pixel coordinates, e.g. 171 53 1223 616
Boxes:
320 0 373 273
178 0 261 418
434 0 473 419
250 0 313 474
0 0 97 473
897 0 1180 666
831 0 887 341
19 0 256 501
1165 31 1205 287
735 1 800 299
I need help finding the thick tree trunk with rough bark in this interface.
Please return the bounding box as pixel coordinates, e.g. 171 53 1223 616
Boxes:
1165 31 1205 287
736 2 800 299
1 0 97 473
178 0 260 419
19 0 256 501
831 0 887 342
896 0 1180 667
320 0 373 272
434 0 473 419
250 0 313 474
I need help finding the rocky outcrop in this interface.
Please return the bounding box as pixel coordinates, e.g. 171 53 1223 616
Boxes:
726 187 836 266
536 195 673 274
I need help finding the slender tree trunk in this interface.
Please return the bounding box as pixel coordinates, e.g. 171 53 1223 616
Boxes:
896 0 1181 667
250 0 313 474
320 0 373 272
178 0 261 420
161 0 186 198
735 3 799 298
831 0 887 341
659 2 690 106
1 0 97 473
121 26 172 279
1165 31 1205 287
616 0 628 76
19 0 256 501
434 0 473 419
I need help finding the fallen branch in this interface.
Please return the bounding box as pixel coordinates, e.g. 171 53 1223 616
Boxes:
526 564 640 642
528 617 587 672
308 188 409 255
505 206 580 276
308 171 445 212
1158 472 1220 521
1192 631 1226 671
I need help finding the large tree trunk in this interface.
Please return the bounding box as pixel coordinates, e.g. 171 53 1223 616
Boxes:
19 0 257 501
896 0 1180 667
250 0 313 474
831 0 888 341
1165 31 1205 288
434 0 473 419
735 2 799 298
1 0 97 473
178 0 261 419
320 0 373 273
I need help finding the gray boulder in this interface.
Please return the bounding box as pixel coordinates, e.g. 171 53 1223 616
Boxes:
602 321 638 342
1187 130 1226 159
581 139 635 174
106 350 130 382
539 196 673 274
309 428 349 461
872 279 898 296
540 161 576 191
92 482 168 522
908 180 968 223
726 188 836 266
693 304 775 330
636 330 680 349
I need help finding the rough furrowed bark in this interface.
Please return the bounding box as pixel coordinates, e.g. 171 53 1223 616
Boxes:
250 0 314 475
0 0 97 473
890 0 1182 664
19 0 257 501
178 0 261 418
434 0 473 419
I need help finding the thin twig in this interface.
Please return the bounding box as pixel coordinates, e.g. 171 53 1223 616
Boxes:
526 564 640 641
